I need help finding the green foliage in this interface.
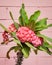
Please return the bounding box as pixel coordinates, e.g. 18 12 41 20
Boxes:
35 18 48 31
32 18 52 32
11 32 22 47
9 11 19 29
7 46 21 59
33 49 38 54
0 23 9 32
37 33 52 43
28 10 40 30
37 33 52 55
38 45 52 55
35 18 47 26
19 4 29 26
25 42 38 54
11 32 17 39
43 41 52 49
22 44 30 58
9 11 14 21
29 10 40 22
13 38 22 47
19 16 24 26
47 24 52 27
25 42 36 50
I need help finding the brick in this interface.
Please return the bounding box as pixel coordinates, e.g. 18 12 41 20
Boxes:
5 58 16 65
0 0 22 6
0 58 6 65
36 56 52 65
22 0 52 7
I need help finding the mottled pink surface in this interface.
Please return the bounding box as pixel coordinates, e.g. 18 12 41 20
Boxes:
0 0 52 65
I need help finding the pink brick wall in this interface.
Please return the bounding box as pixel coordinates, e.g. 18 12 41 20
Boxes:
0 0 52 65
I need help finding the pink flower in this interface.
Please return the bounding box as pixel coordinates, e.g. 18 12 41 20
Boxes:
8 23 17 32
2 31 9 43
16 27 43 47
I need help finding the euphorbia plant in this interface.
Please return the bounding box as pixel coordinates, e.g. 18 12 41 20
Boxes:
0 4 52 65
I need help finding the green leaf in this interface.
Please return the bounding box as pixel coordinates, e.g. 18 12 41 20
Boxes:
9 11 19 29
25 42 38 54
35 18 48 31
0 23 9 32
37 34 52 43
11 32 22 47
29 10 40 22
22 44 30 58
13 38 22 47
28 10 40 30
38 46 52 55
9 11 14 21
35 26 47 31
7 46 21 59
13 22 19 29
33 49 38 54
47 24 52 27
43 41 52 49
19 16 24 26
28 21 36 31
25 42 36 50
20 4 29 26
22 3 25 8
14 46 21 52
11 32 18 39
35 18 47 26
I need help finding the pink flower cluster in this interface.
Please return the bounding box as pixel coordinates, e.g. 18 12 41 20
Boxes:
16 27 43 47
2 23 43 47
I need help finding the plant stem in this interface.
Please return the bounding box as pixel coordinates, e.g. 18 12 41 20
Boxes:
16 51 23 65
